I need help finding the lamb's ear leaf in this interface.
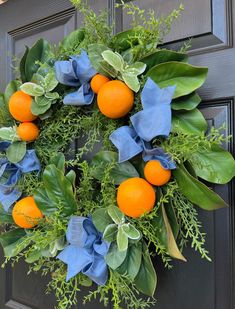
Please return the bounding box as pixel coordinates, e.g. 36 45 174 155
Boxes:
173 164 229 210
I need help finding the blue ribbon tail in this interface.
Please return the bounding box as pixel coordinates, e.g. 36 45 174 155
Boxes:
63 83 94 106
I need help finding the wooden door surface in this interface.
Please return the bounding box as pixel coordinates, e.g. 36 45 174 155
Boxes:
0 0 234 308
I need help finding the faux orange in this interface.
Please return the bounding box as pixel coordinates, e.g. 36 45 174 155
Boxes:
12 196 43 229
9 90 37 122
97 80 134 119
17 122 39 142
117 177 156 218
90 74 110 94
144 160 171 186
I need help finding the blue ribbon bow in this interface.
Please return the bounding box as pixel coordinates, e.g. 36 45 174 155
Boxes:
109 78 176 169
57 216 110 285
55 51 96 106
0 142 41 211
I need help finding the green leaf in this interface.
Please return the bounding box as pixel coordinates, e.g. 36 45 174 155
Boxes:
122 72 140 92
20 46 29 83
0 127 19 141
103 224 118 242
105 242 127 270
171 92 201 111
111 29 139 52
6 141 26 163
92 208 113 233
162 205 186 261
147 62 208 99
25 39 52 81
34 187 56 215
0 206 14 224
45 92 60 100
190 145 235 184
31 73 45 86
31 98 51 116
43 165 77 216
99 60 118 78
4 80 21 104
117 226 129 252
165 198 179 239
127 62 146 75
44 70 58 92
141 49 188 70
0 229 26 257
60 28 85 50
108 206 124 225
134 242 157 297
91 151 139 184
49 153 65 172
66 170 76 188
122 223 141 240
173 164 229 210
20 82 44 97
102 50 124 71
88 44 113 76
116 242 142 281
25 250 42 263
172 108 208 135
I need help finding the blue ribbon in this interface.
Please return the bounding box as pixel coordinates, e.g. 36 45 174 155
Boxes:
0 142 41 211
57 216 110 285
109 78 176 169
55 51 96 106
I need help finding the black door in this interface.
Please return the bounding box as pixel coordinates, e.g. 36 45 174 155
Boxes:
0 0 234 308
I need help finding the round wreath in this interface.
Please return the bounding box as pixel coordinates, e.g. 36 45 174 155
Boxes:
0 2 234 309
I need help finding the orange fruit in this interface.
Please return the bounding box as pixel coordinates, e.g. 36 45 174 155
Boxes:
17 122 39 142
9 90 37 122
117 177 156 218
144 160 171 186
90 74 110 94
12 196 43 229
97 80 134 119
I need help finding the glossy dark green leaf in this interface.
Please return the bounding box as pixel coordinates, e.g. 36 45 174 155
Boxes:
190 145 235 184
134 242 157 297
0 206 14 224
162 205 186 261
25 39 52 81
49 153 65 172
116 242 142 281
60 28 85 50
20 46 29 83
6 141 26 164
66 170 76 188
111 29 139 52
173 164 229 210
4 80 21 104
147 62 208 99
42 165 77 216
105 242 127 270
171 92 201 111
0 228 26 257
34 187 57 215
141 49 188 70
165 198 179 239
92 208 113 233
91 151 139 184
172 108 208 135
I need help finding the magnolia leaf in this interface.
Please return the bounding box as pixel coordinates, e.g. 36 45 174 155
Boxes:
122 73 140 92
117 226 129 252
91 151 139 184
108 206 124 225
141 49 188 70
116 242 142 281
162 204 186 261
171 92 201 111
122 223 141 240
60 28 85 50
103 224 118 242
102 50 125 71
190 145 235 184
0 127 19 142
0 229 26 257
173 164 229 210
105 242 127 270
34 187 57 215
49 153 65 171
0 206 14 224
4 80 21 104
134 242 157 297
66 170 76 188
20 82 44 97
42 164 77 216
111 29 139 52
126 62 146 75
147 62 208 99
172 108 208 135
92 208 113 233
6 141 26 163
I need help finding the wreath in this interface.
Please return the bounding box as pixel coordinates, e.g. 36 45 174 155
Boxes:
0 1 234 309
